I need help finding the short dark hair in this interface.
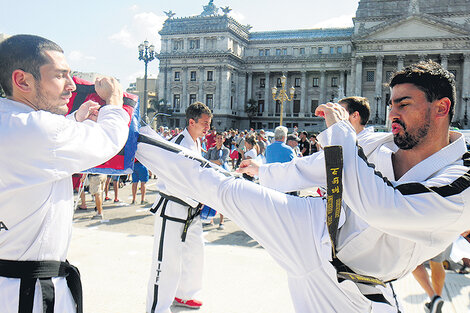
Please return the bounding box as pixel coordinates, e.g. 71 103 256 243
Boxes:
0 34 63 96
186 101 213 124
389 60 456 123
339 96 370 125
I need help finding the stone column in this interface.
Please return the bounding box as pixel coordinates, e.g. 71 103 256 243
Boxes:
264 71 270 115
461 54 470 124
238 71 247 113
339 70 345 99
375 55 384 120
166 67 172 106
220 66 231 112
159 67 167 102
182 66 188 110
301 71 307 116
350 57 356 96
355 56 363 96
397 55 405 70
247 71 253 101
441 54 449 69
216 66 222 110
198 66 204 102
320 70 326 104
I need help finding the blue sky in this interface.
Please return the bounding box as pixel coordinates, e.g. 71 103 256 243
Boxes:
1 0 359 89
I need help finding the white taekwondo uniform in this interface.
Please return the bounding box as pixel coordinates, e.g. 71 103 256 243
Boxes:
0 98 129 313
145 128 204 313
136 121 470 313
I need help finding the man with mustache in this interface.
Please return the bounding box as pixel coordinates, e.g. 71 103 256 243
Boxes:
0 34 130 312
135 60 469 312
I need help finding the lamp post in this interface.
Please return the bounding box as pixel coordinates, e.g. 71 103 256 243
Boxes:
374 95 382 124
138 40 155 123
271 75 295 126
463 94 469 126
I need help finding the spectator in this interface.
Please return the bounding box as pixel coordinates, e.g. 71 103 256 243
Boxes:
299 131 311 156
104 175 120 203
131 159 149 205
286 134 301 157
88 174 107 220
309 134 321 153
338 96 372 141
235 131 246 168
244 135 259 160
265 126 295 164
205 133 230 229
205 127 217 149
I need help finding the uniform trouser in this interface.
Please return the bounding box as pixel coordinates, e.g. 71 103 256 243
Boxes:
137 140 394 313
0 277 76 313
146 204 204 313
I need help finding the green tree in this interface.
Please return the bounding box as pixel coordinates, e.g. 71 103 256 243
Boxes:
244 98 258 129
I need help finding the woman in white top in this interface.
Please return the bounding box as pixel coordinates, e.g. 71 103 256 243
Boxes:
244 135 259 160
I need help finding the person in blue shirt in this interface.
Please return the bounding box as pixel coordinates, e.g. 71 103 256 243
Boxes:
265 126 295 164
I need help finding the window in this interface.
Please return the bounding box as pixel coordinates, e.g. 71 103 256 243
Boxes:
366 71 375 82
259 49 264 56
282 48 287 55
206 38 217 50
207 71 213 81
330 47 335 54
173 94 180 109
311 100 319 113
275 100 281 114
277 78 282 87
268 122 274 129
318 47 323 54
300 48 305 55
312 77 319 87
276 49 281 56
293 100 300 114
295 78 301 87
206 94 214 109
260 78 265 88
189 39 200 50
265 49 270 56
189 94 196 105
337 46 343 54
174 72 180 81
231 96 234 110
173 40 184 50
331 77 338 87
190 71 197 81
258 100 264 114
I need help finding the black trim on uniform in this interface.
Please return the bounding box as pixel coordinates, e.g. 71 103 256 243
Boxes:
174 134 184 145
357 144 470 198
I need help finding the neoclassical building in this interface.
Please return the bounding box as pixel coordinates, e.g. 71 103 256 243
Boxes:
157 0 470 131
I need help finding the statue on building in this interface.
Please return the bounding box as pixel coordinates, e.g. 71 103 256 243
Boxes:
221 6 232 15
409 0 420 14
200 0 219 16
163 10 176 20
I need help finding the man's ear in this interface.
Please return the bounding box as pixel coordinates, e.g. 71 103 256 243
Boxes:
11 69 35 93
435 97 451 119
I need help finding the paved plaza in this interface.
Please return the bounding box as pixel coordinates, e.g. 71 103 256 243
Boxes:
69 178 470 313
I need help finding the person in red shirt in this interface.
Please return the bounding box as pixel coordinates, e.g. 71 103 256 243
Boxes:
205 127 217 149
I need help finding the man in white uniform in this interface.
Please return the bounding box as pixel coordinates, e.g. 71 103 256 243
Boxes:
145 102 212 313
136 60 470 312
0 34 130 313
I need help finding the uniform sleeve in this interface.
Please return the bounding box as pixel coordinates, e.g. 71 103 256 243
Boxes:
5 106 129 185
319 120 469 244
258 150 327 192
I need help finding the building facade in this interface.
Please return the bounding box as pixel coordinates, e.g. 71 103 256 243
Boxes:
157 0 470 131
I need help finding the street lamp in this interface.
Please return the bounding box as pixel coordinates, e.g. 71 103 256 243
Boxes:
138 40 155 123
463 94 469 126
374 95 382 124
272 75 295 126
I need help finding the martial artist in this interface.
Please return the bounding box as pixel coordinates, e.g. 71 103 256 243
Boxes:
136 60 470 312
145 102 212 313
0 34 130 313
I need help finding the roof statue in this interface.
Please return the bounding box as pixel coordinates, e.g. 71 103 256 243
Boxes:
200 0 219 16
221 6 232 15
409 0 420 14
163 10 176 20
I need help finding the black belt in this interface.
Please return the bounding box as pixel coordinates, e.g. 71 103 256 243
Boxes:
324 146 390 306
0 259 82 313
150 192 202 242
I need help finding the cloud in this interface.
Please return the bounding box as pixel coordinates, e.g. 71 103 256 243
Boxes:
68 50 96 62
109 11 166 51
312 14 354 28
229 10 245 22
